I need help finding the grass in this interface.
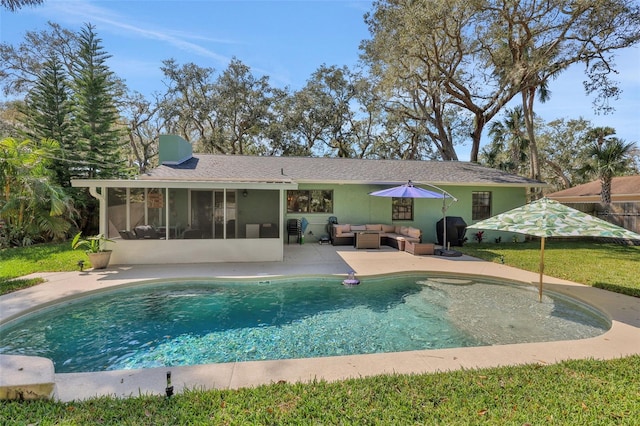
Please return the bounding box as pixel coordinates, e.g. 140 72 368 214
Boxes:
0 242 84 295
1 240 639 423
458 240 640 297
2 356 639 425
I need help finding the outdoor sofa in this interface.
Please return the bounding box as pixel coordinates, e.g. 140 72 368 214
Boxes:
330 223 422 250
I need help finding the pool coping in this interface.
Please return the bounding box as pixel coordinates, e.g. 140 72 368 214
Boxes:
2 245 639 401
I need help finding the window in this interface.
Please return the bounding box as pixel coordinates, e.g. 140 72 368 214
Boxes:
287 190 333 213
392 197 413 221
472 191 492 220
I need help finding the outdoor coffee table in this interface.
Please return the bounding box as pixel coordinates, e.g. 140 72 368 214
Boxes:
355 232 381 249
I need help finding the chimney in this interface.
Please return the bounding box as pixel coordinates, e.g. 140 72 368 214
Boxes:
158 135 193 165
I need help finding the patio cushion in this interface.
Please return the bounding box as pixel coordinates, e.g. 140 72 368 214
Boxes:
407 227 421 239
351 225 367 231
382 224 395 233
335 224 353 237
366 224 382 231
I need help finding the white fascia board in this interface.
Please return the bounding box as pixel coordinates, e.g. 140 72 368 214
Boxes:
71 179 298 190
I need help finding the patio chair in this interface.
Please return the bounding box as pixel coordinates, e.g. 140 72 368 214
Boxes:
134 225 161 239
118 229 136 239
287 219 301 244
182 229 203 239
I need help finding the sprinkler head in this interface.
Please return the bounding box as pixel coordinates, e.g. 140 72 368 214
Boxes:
165 371 174 398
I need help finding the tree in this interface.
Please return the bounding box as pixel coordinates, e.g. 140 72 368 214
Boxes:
71 23 126 179
214 58 274 155
121 91 163 174
362 0 474 160
581 128 635 204
0 22 78 97
0 137 74 247
19 54 74 187
159 59 223 152
291 65 360 157
1 0 43 12
0 101 26 139
362 0 640 162
537 118 593 191
483 106 529 176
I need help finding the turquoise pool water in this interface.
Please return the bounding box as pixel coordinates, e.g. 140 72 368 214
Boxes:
0 274 610 373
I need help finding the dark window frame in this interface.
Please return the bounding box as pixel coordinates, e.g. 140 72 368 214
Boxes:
472 191 492 220
286 190 334 213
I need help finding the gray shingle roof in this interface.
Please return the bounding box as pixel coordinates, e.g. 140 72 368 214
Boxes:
141 154 546 187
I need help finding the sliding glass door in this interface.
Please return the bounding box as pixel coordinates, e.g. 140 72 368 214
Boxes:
191 190 237 239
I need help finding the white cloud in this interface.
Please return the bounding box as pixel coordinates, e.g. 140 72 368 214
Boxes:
38 0 231 64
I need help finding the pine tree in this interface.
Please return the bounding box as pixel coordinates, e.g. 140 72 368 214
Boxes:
71 23 125 179
20 54 74 187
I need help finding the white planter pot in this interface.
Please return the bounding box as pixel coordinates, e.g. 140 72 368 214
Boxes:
87 251 112 269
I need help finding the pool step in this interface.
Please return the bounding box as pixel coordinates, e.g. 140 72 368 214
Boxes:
0 354 55 400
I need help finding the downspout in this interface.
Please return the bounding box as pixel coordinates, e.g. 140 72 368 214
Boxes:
279 189 285 261
89 186 107 236
165 186 170 239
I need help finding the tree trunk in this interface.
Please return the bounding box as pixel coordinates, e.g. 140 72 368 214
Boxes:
601 175 612 204
469 112 485 162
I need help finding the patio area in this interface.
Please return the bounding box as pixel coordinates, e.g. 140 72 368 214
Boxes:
2 243 640 402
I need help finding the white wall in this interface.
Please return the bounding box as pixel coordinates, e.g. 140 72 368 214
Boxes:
107 238 284 265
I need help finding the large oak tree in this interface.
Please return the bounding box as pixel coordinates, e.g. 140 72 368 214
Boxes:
362 0 640 165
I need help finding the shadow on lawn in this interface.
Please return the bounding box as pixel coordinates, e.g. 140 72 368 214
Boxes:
593 282 640 298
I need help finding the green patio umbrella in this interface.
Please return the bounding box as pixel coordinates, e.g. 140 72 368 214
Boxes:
466 197 640 301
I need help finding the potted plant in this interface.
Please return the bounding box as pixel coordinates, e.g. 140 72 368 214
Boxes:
71 232 114 269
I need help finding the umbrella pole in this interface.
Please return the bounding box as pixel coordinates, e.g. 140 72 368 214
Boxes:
538 237 545 302
442 198 447 251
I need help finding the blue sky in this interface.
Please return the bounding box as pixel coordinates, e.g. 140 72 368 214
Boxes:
2 0 638 161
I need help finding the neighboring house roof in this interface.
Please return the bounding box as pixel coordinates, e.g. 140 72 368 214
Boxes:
140 154 546 188
547 176 640 203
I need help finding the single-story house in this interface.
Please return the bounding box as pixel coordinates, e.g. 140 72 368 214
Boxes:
547 175 640 234
71 135 546 264
546 176 640 203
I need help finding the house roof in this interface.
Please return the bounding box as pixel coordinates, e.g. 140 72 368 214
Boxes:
547 176 640 203
139 154 546 188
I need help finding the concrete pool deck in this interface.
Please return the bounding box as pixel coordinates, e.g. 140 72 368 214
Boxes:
1 244 639 402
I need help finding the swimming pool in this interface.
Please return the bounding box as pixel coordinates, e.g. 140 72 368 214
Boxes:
0 274 610 373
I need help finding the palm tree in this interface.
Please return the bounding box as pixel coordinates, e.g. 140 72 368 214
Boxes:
0 137 75 246
485 106 529 176
582 128 635 204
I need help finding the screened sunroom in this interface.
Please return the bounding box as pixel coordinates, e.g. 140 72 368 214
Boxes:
70 180 294 264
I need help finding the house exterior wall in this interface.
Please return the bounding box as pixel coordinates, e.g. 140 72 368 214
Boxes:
452 185 527 243
98 182 527 265
284 184 527 244
107 238 283 264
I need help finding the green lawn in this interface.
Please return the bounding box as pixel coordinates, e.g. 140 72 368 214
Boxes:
458 240 640 297
0 242 83 294
2 356 639 425
1 240 639 424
